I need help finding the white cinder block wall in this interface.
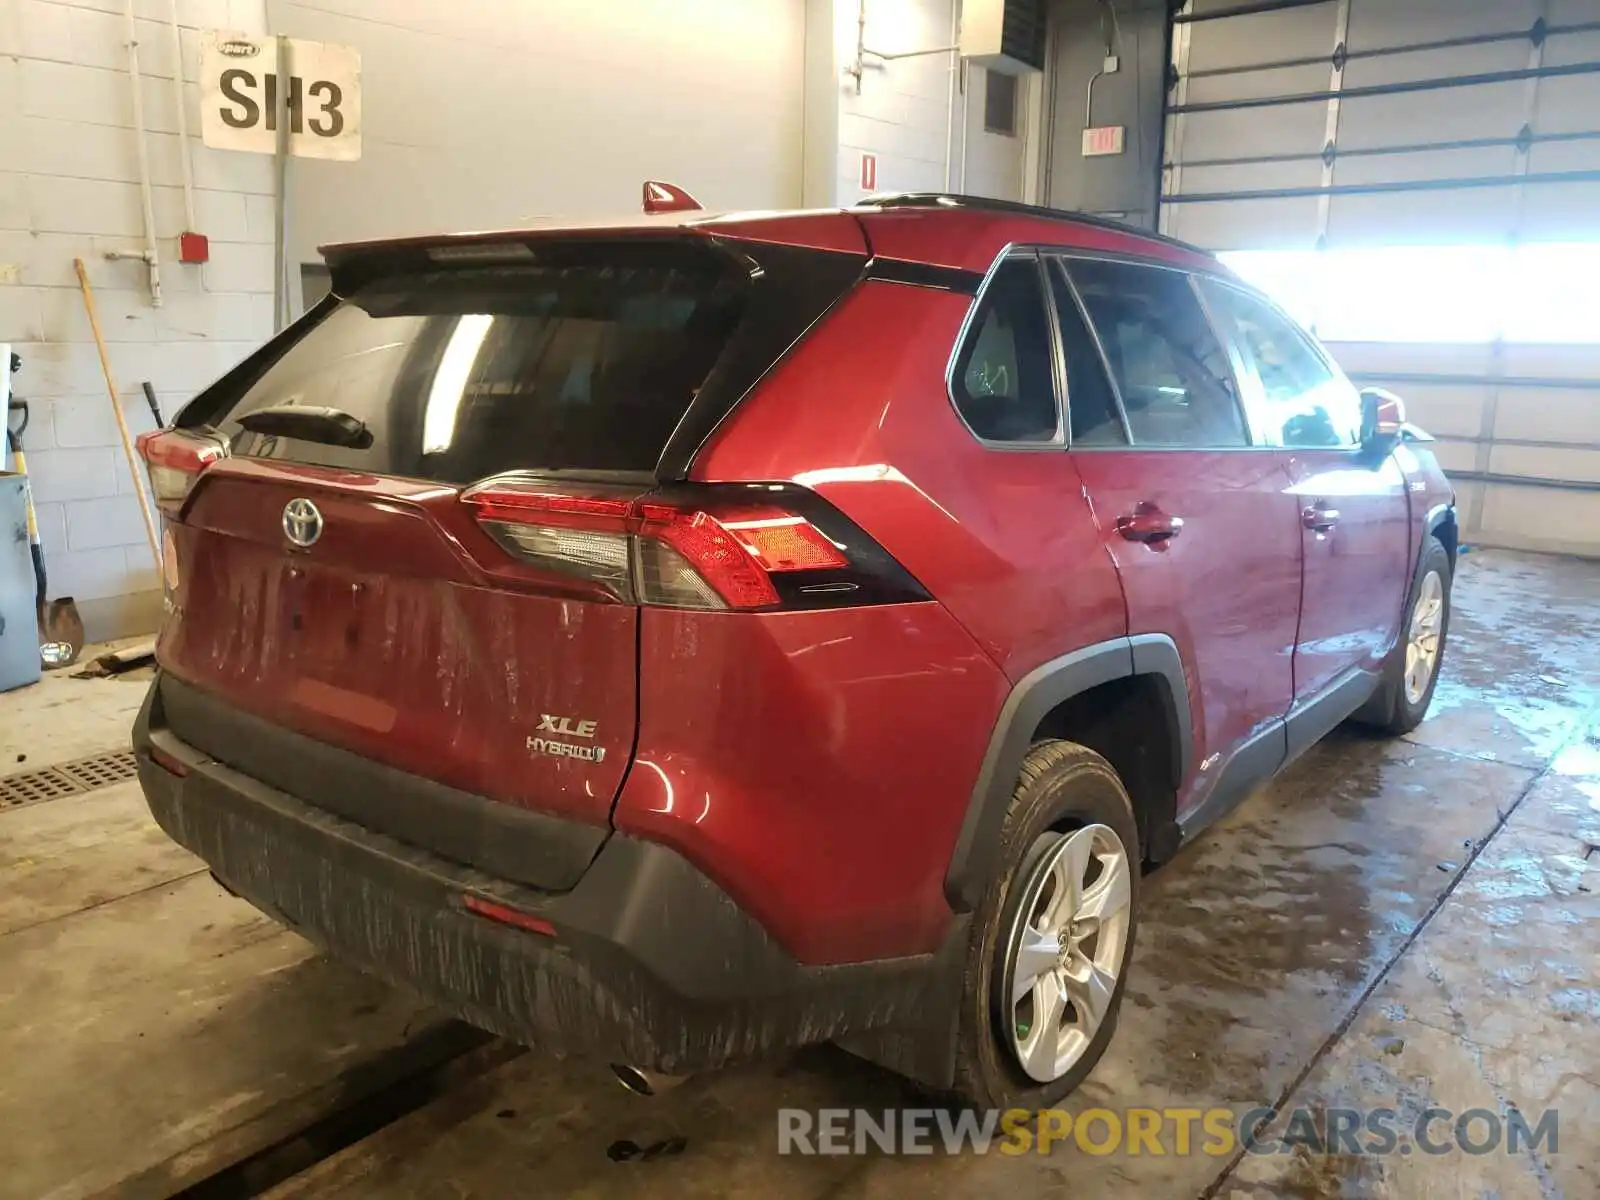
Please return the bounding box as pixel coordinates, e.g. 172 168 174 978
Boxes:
274 0 1031 267
1 0 276 640
834 0 1028 204
2 0 1039 640
273 0 812 264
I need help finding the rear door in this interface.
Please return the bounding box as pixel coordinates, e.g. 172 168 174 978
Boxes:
1051 256 1304 816
159 238 753 831
1201 281 1412 701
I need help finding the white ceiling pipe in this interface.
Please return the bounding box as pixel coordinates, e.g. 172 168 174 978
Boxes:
115 0 163 307
167 0 198 234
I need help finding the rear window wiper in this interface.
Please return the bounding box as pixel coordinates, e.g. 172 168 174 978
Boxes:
237 404 373 449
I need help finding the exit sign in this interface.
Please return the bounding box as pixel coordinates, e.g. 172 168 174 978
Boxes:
1082 126 1126 157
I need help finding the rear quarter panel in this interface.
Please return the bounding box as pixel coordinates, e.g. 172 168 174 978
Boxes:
661 277 1129 963
615 603 1007 964
694 279 1128 680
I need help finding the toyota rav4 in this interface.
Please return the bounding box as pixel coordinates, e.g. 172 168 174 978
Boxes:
134 192 1456 1108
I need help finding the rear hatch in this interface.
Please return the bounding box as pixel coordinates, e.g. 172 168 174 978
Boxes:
145 227 867 883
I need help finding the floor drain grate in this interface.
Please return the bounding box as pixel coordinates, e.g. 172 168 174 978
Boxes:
0 750 140 811
55 751 139 792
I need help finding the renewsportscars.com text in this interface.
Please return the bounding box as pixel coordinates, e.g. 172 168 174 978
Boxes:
777 1106 1559 1158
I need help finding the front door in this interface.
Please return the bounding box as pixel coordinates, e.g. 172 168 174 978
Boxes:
1051 257 1303 819
1201 281 1413 704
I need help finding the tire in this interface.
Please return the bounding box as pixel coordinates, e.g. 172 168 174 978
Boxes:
949 741 1141 1110
1355 534 1452 736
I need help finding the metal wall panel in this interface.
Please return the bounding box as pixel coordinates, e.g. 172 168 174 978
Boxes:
1342 0 1547 49
1337 82 1532 149
1161 0 1600 556
1330 145 1519 186
1325 187 1520 243
1479 485 1600 556
1166 195 1322 246
1178 103 1330 161
1177 159 1326 193
1430 441 1480 474
1518 181 1600 237
1187 64 1331 106
1534 73 1600 133
1502 344 1600 379
1490 444 1600 484
1375 384 1490 440
1526 138 1600 171
1538 26 1600 65
1185 5 1339 68
1339 42 1530 89
1494 385 1600 445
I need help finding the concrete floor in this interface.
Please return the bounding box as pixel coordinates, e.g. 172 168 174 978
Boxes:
2 549 1596 1200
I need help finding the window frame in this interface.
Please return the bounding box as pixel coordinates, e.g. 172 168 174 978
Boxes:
984 69 1020 137
944 247 1070 451
1042 255 1133 446
1047 250 1269 453
1199 276 1366 453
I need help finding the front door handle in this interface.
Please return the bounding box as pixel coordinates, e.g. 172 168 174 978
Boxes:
1116 503 1184 545
1302 503 1341 532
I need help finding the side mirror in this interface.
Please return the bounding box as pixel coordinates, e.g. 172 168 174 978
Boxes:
1359 387 1405 448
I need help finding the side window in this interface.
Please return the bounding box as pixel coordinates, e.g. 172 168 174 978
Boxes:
1045 259 1126 445
1067 259 1248 449
951 257 1061 444
1205 283 1361 448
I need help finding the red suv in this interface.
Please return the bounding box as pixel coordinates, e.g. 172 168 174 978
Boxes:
134 193 1456 1108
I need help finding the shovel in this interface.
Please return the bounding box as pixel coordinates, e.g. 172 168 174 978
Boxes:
6 365 86 669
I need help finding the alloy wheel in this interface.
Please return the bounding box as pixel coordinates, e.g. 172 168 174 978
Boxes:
999 824 1133 1084
1404 570 1445 705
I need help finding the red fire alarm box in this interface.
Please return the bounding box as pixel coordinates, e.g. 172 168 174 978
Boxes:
178 232 210 264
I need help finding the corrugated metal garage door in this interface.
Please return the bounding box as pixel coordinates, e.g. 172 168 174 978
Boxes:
1159 0 1600 556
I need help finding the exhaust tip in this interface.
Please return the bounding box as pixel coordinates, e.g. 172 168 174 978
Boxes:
610 1064 685 1097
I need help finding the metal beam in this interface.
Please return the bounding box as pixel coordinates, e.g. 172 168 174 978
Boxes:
1439 469 1600 494
1173 130 1600 171
1164 167 1600 202
1168 59 1600 115
1345 371 1600 392
1173 0 1332 25
1183 20 1600 81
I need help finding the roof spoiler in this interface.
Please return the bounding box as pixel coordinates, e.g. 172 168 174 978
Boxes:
643 181 703 215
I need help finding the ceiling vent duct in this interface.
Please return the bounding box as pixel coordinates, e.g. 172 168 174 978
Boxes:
960 0 1048 75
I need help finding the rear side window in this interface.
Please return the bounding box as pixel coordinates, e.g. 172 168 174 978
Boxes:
1068 259 1247 449
1046 259 1126 446
184 244 747 482
1203 282 1361 448
951 257 1061 444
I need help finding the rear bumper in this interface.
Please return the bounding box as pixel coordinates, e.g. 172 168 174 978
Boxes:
133 676 961 1074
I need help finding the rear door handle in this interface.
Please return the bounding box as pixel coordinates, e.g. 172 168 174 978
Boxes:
1116 503 1184 545
1302 503 1341 532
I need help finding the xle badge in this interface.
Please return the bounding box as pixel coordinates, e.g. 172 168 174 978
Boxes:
527 714 605 763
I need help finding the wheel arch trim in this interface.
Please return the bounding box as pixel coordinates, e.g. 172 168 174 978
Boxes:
1425 501 1457 557
943 634 1193 912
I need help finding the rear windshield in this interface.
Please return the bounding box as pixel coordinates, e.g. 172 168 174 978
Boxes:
184 242 747 481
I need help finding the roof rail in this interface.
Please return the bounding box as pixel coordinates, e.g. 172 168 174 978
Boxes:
854 193 1213 257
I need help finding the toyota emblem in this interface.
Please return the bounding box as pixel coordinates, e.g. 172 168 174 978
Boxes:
282 498 323 547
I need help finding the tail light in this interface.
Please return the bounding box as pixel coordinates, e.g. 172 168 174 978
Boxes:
462 480 925 612
136 430 229 512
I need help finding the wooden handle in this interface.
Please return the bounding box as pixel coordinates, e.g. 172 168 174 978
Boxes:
75 258 162 566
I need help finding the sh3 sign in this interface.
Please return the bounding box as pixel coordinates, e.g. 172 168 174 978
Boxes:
200 32 362 161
